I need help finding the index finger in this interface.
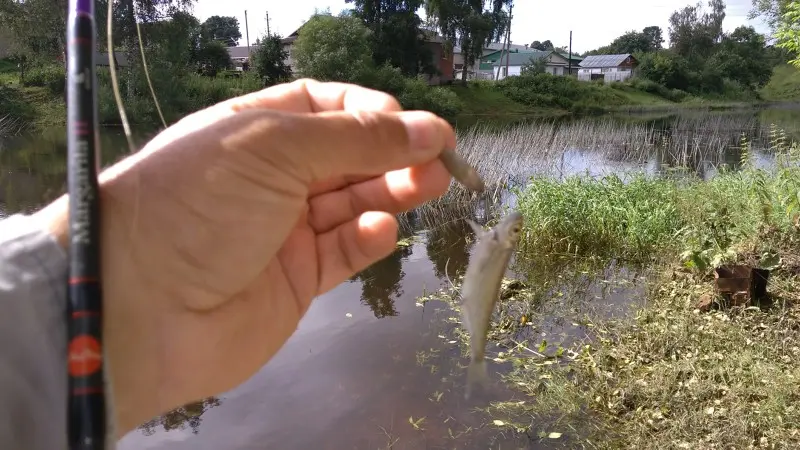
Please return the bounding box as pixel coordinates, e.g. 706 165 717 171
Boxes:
221 79 403 114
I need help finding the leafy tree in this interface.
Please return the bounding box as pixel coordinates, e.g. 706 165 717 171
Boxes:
748 0 793 30
711 25 773 87
521 55 547 74
251 34 292 87
194 39 232 76
668 0 726 61
0 0 66 60
200 15 242 47
292 12 374 82
425 0 512 83
345 0 435 77
774 0 800 67
530 39 554 51
140 10 202 75
585 26 664 55
642 26 665 50
637 50 691 90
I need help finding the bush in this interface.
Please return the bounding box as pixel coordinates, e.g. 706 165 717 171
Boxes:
356 64 463 123
398 77 462 123
497 72 628 110
357 63 407 98
24 65 66 96
628 77 688 102
636 50 691 91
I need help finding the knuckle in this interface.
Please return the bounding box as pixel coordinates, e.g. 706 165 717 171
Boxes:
350 110 405 150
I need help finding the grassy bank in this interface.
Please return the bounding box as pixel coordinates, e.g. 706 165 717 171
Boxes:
416 124 800 447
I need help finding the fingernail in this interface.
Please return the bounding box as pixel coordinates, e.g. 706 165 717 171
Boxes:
399 111 440 152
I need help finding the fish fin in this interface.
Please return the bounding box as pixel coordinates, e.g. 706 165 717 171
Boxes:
465 219 484 237
464 358 490 400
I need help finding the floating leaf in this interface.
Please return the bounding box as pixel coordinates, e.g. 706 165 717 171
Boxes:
548 432 562 439
492 420 505 426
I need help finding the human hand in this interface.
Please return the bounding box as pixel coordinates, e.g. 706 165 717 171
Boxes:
37 79 456 436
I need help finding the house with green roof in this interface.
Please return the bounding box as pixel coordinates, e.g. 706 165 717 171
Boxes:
489 49 584 80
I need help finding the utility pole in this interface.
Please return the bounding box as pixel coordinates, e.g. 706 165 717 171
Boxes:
504 3 512 79
244 10 251 52
266 12 271 37
494 3 512 81
568 30 573 76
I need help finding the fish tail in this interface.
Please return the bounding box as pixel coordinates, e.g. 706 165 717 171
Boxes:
464 358 490 400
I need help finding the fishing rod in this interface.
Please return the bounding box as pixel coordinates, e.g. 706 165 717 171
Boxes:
66 0 108 449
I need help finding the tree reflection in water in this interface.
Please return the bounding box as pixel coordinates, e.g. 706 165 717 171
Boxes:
354 244 413 318
425 218 472 282
138 396 222 436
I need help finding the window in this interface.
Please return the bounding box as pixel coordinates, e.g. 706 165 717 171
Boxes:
601 67 610 73
501 67 508 77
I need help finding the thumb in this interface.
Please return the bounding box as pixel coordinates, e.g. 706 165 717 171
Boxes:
230 108 457 183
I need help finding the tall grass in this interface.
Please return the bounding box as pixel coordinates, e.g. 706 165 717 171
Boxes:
516 126 800 266
410 114 792 229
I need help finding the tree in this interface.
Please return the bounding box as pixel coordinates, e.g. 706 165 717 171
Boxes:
194 39 232 76
0 0 66 61
749 0 793 31
774 0 800 67
584 26 664 56
711 25 773 87
637 50 691 90
642 26 665 50
530 39 554 51
668 0 726 61
425 0 513 83
200 15 242 47
251 34 292 87
521 55 547 74
292 12 374 82
345 0 435 77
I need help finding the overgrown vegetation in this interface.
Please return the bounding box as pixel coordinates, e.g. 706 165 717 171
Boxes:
762 64 800 100
455 128 800 448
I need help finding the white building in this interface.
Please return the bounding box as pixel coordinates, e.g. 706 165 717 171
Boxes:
577 54 639 83
491 50 581 80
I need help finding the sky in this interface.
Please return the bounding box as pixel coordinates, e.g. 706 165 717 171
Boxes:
192 0 773 54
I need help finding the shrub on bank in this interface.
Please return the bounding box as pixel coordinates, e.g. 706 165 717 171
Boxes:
624 78 688 102
496 73 629 113
357 64 463 123
24 64 66 96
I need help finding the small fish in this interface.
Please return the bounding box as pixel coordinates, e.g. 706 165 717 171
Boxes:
459 211 524 399
439 148 485 193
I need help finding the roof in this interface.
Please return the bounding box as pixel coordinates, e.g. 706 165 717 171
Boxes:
491 50 551 67
555 51 583 61
226 46 251 59
96 51 130 67
454 42 530 54
579 54 633 68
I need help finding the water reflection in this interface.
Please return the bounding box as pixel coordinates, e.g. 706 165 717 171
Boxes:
353 244 412 318
425 219 472 281
138 397 222 436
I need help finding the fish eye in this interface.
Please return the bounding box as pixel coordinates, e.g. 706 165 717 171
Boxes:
511 226 521 234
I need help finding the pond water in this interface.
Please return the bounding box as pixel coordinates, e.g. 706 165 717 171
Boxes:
2 105 799 449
